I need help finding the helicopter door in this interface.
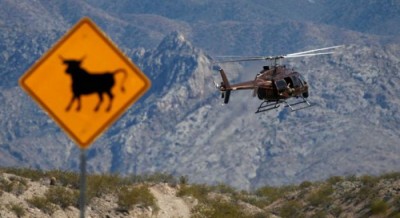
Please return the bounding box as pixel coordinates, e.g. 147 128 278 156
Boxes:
284 77 294 88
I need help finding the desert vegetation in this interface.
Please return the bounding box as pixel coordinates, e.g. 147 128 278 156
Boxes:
1 167 400 217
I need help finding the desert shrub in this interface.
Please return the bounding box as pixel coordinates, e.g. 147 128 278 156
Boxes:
279 200 305 218
357 176 380 201
0 177 13 192
179 175 189 186
130 172 177 184
86 173 125 201
329 205 343 217
177 184 210 202
240 195 270 209
345 175 357 182
8 203 25 217
326 176 344 185
45 186 79 209
45 170 80 188
299 181 313 189
390 212 400 218
252 211 270 218
370 199 388 215
360 175 379 187
381 172 400 180
255 185 297 205
393 195 400 210
117 185 157 210
307 184 334 207
311 210 328 218
211 183 236 195
202 198 246 218
27 196 56 214
0 177 28 196
4 168 45 181
191 203 214 218
192 197 254 218
357 187 378 202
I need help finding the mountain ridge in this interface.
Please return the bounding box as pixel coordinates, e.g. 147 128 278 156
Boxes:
1 1 400 190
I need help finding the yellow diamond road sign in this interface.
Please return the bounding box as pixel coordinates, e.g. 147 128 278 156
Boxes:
19 17 151 149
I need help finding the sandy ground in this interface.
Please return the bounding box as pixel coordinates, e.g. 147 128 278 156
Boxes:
150 184 190 218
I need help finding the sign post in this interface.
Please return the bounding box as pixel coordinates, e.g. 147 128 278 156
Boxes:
79 149 87 218
19 17 151 217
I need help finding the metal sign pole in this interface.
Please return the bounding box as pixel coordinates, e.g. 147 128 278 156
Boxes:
79 148 87 218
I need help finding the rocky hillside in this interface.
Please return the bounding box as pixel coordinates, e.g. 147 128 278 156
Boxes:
2 168 400 218
1 1 400 190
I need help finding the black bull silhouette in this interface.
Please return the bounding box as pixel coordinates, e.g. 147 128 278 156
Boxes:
60 57 127 112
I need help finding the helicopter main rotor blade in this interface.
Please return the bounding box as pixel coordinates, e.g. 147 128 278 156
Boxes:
286 45 344 56
213 45 344 63
213 56 282 63
284 51 336 58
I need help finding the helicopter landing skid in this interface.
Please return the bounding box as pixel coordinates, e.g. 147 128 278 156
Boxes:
283 97 313 112
255 101 281 113
255 97 312 113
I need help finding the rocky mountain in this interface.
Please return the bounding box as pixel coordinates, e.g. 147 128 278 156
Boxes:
1 0 400 190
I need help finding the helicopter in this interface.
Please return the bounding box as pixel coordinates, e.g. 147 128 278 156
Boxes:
213 45 343 113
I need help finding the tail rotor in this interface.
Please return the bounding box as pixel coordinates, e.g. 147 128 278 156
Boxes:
213 69 232 104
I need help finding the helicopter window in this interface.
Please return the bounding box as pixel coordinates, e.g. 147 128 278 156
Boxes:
275 80 287 92
291 76 301 88
284 77 294 88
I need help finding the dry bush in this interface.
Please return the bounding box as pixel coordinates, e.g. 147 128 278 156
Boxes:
117 185 157 210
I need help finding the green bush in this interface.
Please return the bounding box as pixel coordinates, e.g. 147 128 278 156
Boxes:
279 200 305 218
329 205 343 217
370 199 388 215
0 177 13 192
345 175 357 182
390 212 400 218
179 175 189 186
393 195 400 211
177 184 210 202
326 176 343 185
256 185 297 205
0 177 28 196
235 193 269 209
307 184 333 207
27 196 56 214
45 186 79 209
129 172 177 184
4 168 45 181
299 181 313 189
381 172 400 180
117 185 157 210
197 198 247 218
8 203 25 217
311 210 328 218
360 175 379 187
211 183 236 195
87 173 125 201
45 170 80 188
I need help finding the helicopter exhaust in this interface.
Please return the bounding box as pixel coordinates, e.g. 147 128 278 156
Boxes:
219 69 231 104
